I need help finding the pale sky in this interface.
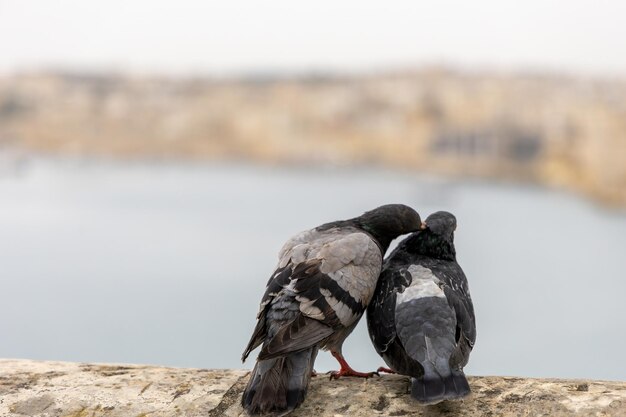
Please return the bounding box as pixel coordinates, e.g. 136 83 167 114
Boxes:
1 0 625 77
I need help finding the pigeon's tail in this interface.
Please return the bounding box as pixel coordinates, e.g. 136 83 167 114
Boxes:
410 369 470 404
242 347 318 416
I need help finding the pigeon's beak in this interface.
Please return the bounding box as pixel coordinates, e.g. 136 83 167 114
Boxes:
419 222 427 230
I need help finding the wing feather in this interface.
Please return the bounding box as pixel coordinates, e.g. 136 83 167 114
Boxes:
243 228 383 361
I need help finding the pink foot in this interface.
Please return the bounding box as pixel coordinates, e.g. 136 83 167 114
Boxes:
328 351 379 380
329 368 379 380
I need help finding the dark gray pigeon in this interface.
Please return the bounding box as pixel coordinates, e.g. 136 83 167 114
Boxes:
367 211 476 404
241 204 422 416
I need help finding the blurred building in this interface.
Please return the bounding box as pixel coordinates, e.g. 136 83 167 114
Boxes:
0 69 625 205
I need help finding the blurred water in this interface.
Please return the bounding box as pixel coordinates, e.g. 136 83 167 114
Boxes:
0 156 625 381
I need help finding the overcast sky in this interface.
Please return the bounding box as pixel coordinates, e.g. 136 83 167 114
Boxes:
1 0 625 77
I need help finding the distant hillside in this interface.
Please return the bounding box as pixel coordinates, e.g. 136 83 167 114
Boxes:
0 70 625 205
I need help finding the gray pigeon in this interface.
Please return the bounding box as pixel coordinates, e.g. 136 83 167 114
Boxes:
367 211 476 404
241 204 422 416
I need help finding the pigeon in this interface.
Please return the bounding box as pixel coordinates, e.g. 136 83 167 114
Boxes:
241 204 422 416
367 211 476 404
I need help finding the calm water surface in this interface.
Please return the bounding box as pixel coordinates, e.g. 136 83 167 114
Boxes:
1 157 625 381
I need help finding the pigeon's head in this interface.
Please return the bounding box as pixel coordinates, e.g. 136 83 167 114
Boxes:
394 211 457 260
357 204 422 250
422 211 457 242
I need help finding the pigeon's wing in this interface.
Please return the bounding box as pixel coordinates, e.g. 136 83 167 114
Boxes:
241 265 293 361
394 265 458 377
296 231 383 325
367 266 410 355
438 264 476 367
243 229 382 361
242 228 324 361
257 312 334 360
395 262 476 375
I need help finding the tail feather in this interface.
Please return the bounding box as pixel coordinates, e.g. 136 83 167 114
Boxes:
410 370 470 404
242 347 317 416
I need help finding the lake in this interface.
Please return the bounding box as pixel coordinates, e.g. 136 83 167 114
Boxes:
1 156 624 381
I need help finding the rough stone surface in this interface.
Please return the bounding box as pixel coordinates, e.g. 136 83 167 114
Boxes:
0 359 624 416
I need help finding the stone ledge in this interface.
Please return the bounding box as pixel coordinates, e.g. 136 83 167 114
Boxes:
0 359 624 416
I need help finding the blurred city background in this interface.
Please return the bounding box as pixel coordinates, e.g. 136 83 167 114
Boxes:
1 1 625 381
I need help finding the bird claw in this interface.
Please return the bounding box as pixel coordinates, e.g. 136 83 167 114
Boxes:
328 369 380 380
377 366 396 374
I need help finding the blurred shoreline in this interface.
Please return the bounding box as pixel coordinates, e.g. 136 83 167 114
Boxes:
1 68 625 206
